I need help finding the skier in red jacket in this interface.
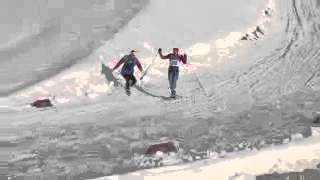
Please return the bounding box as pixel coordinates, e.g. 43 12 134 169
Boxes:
158 48 187 98
113 50 143 95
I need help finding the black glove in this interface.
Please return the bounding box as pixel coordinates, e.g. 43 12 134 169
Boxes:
158 48 162 53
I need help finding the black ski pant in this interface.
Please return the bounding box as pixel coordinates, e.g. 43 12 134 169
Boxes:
122 74 137 89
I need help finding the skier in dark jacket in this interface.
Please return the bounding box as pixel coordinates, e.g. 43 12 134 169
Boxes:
112 50 143 95
158 48 187 98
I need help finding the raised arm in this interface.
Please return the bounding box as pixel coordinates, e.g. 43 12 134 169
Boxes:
180 54 187 64
158 48 171 59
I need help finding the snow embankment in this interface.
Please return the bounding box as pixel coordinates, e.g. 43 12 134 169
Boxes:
93 127 320 180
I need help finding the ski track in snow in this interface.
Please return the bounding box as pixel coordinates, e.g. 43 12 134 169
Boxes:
225 0 320 100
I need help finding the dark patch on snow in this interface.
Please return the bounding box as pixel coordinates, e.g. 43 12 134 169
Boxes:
30 99 53 108
313 114 320 124
145 142 177 155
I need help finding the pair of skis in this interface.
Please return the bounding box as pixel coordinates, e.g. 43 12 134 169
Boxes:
140 53 158 81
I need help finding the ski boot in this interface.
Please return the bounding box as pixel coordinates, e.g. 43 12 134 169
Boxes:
126 88 131 96
170 90 176 99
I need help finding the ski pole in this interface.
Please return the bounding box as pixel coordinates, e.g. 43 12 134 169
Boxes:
140 53 158 80
193 71 209 97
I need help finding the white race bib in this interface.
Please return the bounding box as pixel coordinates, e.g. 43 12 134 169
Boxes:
169 59 180 67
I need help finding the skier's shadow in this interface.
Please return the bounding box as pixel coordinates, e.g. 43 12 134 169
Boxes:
134 85 172 100
101 63 121 87
101 63 170 100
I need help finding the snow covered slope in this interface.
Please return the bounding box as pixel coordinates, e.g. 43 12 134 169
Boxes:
2 0 320 179
0 0 148 96
9 0 269 105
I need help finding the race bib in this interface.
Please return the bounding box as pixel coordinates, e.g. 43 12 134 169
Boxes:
169 59 179 67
